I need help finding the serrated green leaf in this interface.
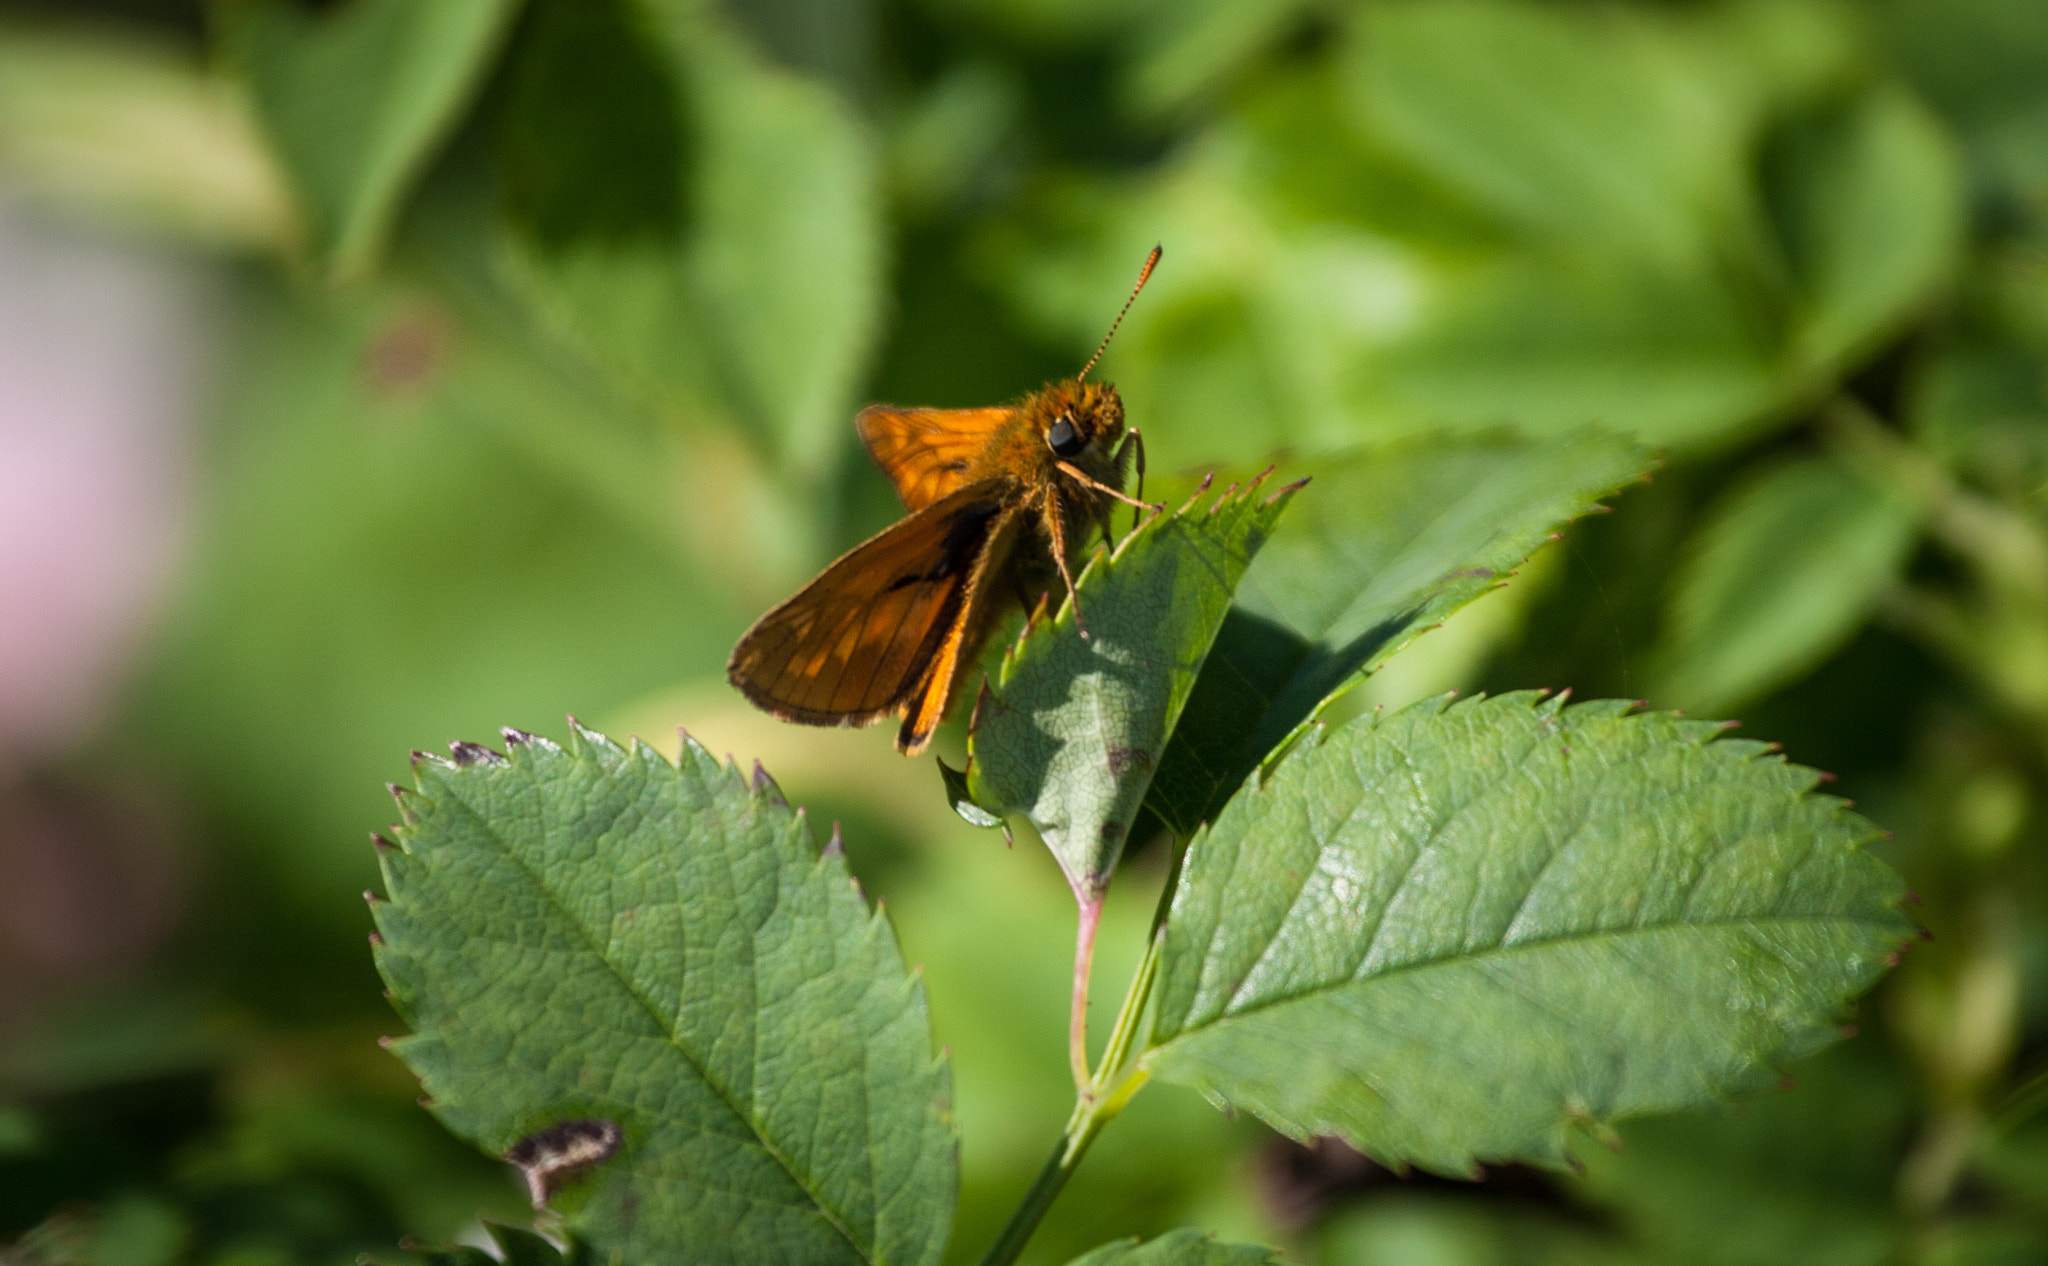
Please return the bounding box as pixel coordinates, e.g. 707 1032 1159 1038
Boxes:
1651 455 1920 716
1146 433 1655 838
1146 692 1912 1176
964 477 1299 899
228 0 517 279
371 725 955 1265
1065 1228 1282 1266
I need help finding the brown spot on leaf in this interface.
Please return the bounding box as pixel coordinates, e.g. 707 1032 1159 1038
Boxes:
1106 745 1153 778
507 1118 623 1208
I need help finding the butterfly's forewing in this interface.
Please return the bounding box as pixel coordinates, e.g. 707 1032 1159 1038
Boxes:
857 405 1014 513
896 504 1029 754
728 480 1019 748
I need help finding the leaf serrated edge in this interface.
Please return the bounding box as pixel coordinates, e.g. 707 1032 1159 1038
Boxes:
986 468 1299 691
1151 689 1915 1060
1234 436 1662 800
366 720 959 1264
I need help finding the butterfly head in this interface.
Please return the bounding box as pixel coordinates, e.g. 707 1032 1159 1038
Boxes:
1031 379 1124 462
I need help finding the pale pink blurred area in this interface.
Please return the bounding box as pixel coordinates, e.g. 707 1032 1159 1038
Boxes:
0 194 216 1010
0 194 210 766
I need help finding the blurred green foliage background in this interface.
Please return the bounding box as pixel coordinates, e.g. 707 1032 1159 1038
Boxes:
1 0 2046 1262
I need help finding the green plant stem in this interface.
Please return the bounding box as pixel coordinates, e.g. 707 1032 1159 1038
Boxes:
980 916 1167 1266
975 1101 1110 1266
1096 932 1162 1082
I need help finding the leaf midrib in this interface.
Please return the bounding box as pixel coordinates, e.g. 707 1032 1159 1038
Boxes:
439 762 879 1266
1152 907 1902 1050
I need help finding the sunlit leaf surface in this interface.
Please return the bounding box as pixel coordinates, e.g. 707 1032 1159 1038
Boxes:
373 726 956 1265
1148 692 1912 1175
966 477 1298 898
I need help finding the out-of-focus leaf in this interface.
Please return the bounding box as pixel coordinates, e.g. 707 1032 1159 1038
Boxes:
227 0 517 278
888 60 1022 219
1571 1043 1909 1266
1650 455 1920 717
999 1 1958 455
724 0 877 97
914 0 1150 46
1146 692 1912 1175
176 1066 524 1241
1869 0 2048 212
496 0 687 250
373 725 956 1265
1372 252 1785 448
484 1222 590 1266
1772 89 1964 372
364 1242 498 1266
0 1197 188 1266
639 2 886 485
1146 433 1654 838
0 27 293 249
1908 344 2048 499
82 1194 187 1266
1065 1228 1281 1265
1341 0 1747 267
1124 0 1316 116
966 477 1299 899
1317 1196 1625 1266
132 285 737 931
0 984 241 1096
486 0 703 428
0 1106 34 1158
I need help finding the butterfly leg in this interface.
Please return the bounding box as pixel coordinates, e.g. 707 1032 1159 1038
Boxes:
1111 427 1147 538
1055 460 1162 513
1044 487 1091 641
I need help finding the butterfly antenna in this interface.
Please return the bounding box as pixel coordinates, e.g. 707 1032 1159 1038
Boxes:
1077 244 1162 383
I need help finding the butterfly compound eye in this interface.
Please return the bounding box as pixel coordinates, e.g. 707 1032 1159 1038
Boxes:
1046 416 1084 458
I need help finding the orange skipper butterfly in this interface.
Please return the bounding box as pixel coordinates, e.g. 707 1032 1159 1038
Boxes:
728 247 1164 755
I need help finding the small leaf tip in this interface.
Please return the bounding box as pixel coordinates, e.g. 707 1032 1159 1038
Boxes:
448 740 503 767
